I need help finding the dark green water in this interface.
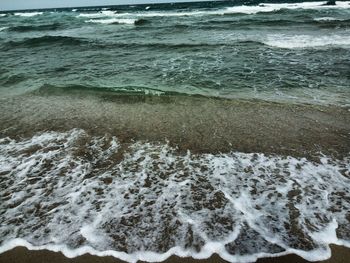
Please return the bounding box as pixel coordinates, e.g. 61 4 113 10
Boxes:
1 1 350 105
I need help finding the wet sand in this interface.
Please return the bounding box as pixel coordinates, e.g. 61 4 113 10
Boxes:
1 92 349 263
0 245 349 263
0 91 349 158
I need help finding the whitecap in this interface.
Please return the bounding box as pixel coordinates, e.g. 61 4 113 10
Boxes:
78 13 105 18
96 1 350 18
78 10 117 18
224 1 350 15
0 27 8 32
313 16 345 21
87 18 137 25
14 12 43 17
264 34 350 49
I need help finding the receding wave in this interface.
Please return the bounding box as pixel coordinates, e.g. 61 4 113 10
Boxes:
33 84 194 97
3 36 86 48
0 129 349 262
8 23 62 32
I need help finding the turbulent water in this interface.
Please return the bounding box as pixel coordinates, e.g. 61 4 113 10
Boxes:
0 0 350 105
1 1 350 263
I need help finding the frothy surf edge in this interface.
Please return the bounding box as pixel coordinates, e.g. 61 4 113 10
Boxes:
0 129 350 263
0 237 349 263
0 238 345 263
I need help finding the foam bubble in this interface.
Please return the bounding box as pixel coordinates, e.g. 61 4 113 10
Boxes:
0 129 349 262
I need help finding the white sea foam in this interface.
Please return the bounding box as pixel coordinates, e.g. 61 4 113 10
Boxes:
87 18 138 25
78 10 117 18
0 14 6 17
78 13 106 18
224 1 350 15
14 12 43 17
264 34 350 49
314 17 340 21
0 27 8 32
0 129 349 262
90 1 350 18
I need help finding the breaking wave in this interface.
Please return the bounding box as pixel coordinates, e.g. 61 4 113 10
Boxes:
87 18 140 25
14 12 43 17
0 129 349 262
263 34 350 49
88 1 350 18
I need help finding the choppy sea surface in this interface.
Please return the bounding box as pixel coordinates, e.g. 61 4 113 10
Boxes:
0 0 350 105
0 1 350 263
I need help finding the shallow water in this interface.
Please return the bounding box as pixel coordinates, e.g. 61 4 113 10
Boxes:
0 129 349 263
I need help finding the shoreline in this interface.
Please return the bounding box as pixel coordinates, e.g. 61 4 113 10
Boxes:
1 92 349 263
0 92 349 158
0 245 349 263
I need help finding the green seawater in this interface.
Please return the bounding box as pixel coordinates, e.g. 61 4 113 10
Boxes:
1 1 350 105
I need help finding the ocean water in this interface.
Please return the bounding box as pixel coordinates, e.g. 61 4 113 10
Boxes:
0 0 350 105
0 1 350 263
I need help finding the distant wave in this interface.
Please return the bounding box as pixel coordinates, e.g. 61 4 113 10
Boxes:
313 17 350 22
87 18 139 25
80 1 350 19
3 35 85 48
263 34 350 49
314 17 340 21
0 27 8 32
223 1 350 15
8 23 62 32
14 12 43 17
78 10 117 18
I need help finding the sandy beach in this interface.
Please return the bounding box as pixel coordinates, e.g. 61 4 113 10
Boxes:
0 245 350 263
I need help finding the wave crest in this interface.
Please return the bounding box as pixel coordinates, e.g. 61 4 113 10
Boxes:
3 35 85 48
